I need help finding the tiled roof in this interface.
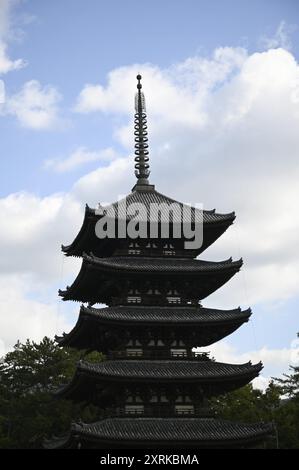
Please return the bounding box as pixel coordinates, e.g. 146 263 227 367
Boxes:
55 360 262 401
76 359 262 380
101 189 236 224
44 417 273 448
61 189 235 257
56 305 251 350
73 417 272 441
80 304 252 324
84 254 243 273
59 255 242 303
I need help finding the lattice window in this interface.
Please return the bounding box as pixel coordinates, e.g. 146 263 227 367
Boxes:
126 348 143 357
127 296 141 304
175 405 194 415
163 250 176 256
171 348 187 358
167 296 181 304
125 405 144 415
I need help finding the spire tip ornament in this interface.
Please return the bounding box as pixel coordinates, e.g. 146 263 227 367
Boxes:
132 75 154 191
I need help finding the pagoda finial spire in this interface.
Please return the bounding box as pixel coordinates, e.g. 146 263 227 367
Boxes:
134 74 150 187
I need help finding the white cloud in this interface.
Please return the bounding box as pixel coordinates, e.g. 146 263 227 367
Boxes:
3 80 63 129
44 146 119 173
0 0 26 74
0 4 58 131
0 76 4 102
75 48 247 122
0 273 71 355
253 376 272 392
0 40 24 73
260 20 297 51
197 341 298 391
0 191 81 280
0 1 61 130
72 156 132 206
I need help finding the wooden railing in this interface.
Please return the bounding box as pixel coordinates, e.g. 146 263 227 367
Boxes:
98 407 212 419
106 350 211 361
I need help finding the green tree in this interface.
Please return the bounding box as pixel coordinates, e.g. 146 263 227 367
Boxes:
211 334 299 449
270 333 299 448
0 337 102 449
212 382 279 421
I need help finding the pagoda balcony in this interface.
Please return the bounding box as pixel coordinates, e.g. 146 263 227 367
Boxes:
111 296 194 306
106 350 211 361
113 248 195 258
97 407 212 419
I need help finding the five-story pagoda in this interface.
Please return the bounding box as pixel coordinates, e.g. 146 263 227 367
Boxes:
48 76 272 449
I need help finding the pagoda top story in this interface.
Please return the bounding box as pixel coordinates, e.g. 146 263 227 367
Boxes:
62 76 236 259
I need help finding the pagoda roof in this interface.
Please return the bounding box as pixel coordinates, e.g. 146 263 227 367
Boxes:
80 304 251 323
62 188 235 257
59 255 242 303
44 417 273 449
102 188 235 223
55 360 262 402
57 305 251 350
65 359 262 381
84 254 242 273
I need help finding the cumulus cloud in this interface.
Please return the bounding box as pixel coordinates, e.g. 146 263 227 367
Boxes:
4 80 63 129
75 48 248 122
0 273 71 355
260 20 297 51
72 156 132 206
0 40 24 73
197 341 299 391
0 4 60 130
0 190 83 353
0 0 26 74
44 146 119 173
0 191 81 281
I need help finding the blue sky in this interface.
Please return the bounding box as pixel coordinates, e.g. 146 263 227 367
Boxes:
2 0 299 195
0 0 299 388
